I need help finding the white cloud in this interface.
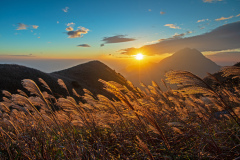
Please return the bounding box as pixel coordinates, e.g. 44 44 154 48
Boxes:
16 23 28 30
197 19 209 23
164 24 181 29
32 25 39 29
62 7 69 13
67 22 75 27
57 21 59 24
66 27 74 31
65 23 75 31
160 11 165 15
215 16 233 21
66 26 89 38
236 13 240 17
16 23 39 30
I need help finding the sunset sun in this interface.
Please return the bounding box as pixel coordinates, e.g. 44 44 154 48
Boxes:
135 53 144 60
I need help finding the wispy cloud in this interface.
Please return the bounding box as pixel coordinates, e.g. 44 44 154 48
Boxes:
101 35 136 46
215 16 233 21
0 54 34 57
164 24 181 29
203 0 223 3
172 31 192 39
197 19 209 23
206 51 240 65
66 26 89 38
77 44 91 47
120 21 240 55
62 7 69 12
16 23 28 30
145 31 192 45
236 13 240 17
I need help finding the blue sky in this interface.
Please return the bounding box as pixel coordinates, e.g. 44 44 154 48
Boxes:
0 0 240 69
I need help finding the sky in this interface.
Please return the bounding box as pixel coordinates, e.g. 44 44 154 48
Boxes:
0 0 240 72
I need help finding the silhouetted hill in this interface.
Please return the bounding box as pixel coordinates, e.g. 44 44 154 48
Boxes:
0 64 66 99
52 60 129 98
122 48 221 87
0 61 129 100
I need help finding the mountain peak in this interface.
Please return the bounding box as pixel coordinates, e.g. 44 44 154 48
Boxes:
156 48 221 78
172 48 204 58
63 60 108 71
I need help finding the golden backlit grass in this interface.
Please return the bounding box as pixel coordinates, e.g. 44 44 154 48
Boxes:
0 66 240 159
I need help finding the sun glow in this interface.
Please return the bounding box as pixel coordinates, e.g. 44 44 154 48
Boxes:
135 53 144 60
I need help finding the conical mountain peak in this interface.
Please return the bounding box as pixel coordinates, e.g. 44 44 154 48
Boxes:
171 48 204 58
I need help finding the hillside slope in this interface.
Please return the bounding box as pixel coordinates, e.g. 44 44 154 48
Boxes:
0 64 65 99
0 61 129 100
52 60 129 98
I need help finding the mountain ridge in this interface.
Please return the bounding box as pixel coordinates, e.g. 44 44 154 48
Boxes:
0 61 129 100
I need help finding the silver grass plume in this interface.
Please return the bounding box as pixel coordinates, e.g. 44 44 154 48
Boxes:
39 78 53 93
0 102 10 113
22 79 44 97
166 70 208 88
72 88 80 97
166 71 240 126
57 79 70 95
2 97 11 104
221 66 240 79
136 136 154 160
165 70 215 96
21 79 54 112
83 88 94 96
2 90 11 98
58 97 83 113
17 89 28 97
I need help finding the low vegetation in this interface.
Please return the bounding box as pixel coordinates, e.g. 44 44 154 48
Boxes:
0 66 240 159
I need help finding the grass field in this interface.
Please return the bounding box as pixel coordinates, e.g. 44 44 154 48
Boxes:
0 66 240 159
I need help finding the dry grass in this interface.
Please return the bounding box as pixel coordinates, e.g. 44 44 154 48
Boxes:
0 67 240 159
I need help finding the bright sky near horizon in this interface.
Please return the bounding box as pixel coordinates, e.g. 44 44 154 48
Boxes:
0 0 240 71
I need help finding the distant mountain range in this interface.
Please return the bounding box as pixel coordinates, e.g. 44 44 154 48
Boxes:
0 61 129 100
121 48 221 87
0 48 223 99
